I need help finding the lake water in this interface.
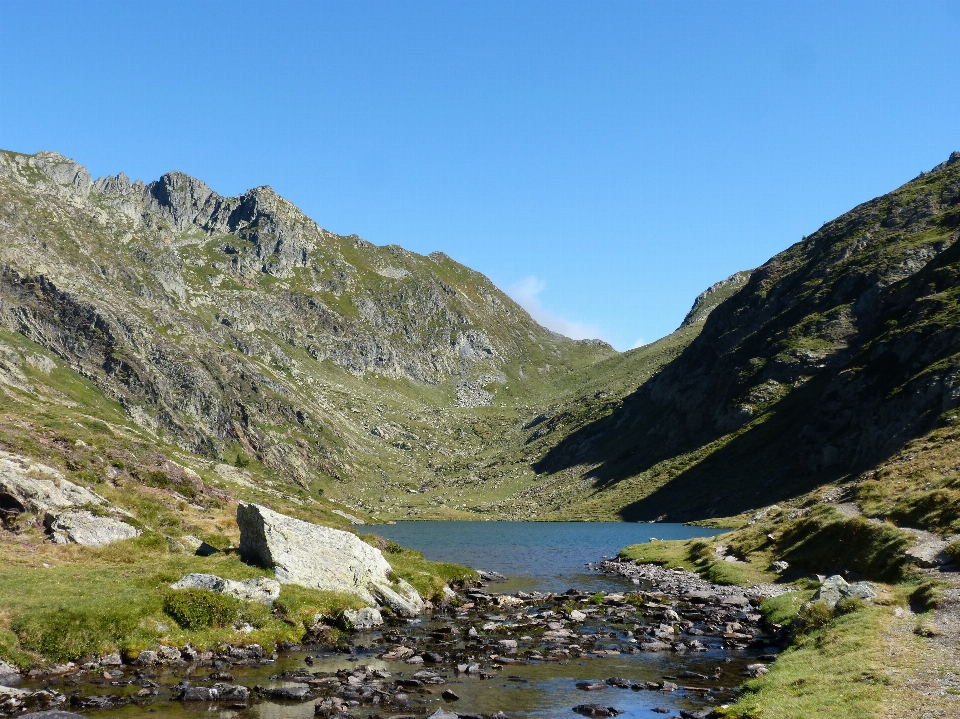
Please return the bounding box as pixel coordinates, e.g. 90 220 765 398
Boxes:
373 521 725 593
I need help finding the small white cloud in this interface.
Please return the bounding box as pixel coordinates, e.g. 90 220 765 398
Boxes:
507 275 607 342
631 337 647 349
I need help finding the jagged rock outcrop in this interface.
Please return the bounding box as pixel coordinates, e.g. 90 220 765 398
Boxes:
0 451 140 546
0 149 614 493
536 151 960 521
236 503 424 615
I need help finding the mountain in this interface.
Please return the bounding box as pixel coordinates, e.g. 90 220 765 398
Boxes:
7 147 956 531
0 149 623 514
535 151 960 530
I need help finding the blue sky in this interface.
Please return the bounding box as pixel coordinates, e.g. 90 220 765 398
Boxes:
1 1 958 350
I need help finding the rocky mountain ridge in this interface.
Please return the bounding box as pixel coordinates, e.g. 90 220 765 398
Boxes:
0 149 614 502
536 151 960 527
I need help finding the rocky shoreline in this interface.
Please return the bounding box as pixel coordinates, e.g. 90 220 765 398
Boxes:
1 559 795 719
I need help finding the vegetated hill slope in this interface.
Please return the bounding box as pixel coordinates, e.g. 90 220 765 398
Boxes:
537 151 960 525
0 149 617 514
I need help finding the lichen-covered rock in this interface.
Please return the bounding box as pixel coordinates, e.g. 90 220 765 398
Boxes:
340 607 383 629
46 510 140 546
170 573 281 604
812 575 876 607
236 503 423 616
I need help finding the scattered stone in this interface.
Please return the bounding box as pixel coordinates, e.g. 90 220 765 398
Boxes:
812 575 877 607
441 689 460 701
339 607 383 629
259 685 311 700
772 560 789 572
576 681 607 691
572 703 622 717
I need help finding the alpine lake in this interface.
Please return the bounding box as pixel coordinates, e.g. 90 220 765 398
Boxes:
17 521 787 719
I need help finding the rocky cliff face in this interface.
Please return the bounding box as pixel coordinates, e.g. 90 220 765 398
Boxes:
0 150 613 492
536 151 960 521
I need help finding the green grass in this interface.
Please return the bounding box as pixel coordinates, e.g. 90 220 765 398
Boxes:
618 536 780 586
722 603 894 719
0 532 366 667
363 536 478 600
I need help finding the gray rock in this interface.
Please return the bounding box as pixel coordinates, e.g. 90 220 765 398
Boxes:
17 713 87 719
99 653 122 666
135 650 159 666
772 560 789 572
340 607 383 629
813 575 848 607
813 575 876 607
427 710 460 719
46 510 140 546
236 503 423 616
260 686 311 700
572 704 622 717
170 573 281 604
843 581 877 602
0 660 19 687
0 451 139 546
905 535 958 568
0 452 105 512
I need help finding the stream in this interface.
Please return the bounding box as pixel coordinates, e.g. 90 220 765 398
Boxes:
10 522 785 719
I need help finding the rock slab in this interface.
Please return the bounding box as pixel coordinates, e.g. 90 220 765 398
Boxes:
170 573 281 604
236 503 423 616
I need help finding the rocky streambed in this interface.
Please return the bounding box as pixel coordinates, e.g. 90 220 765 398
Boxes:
1 561 791 719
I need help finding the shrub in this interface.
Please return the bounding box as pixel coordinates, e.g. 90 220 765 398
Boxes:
13 607 141 663
834 596 867 616
162 590 239 630
944 539 960 564
795 600 834 634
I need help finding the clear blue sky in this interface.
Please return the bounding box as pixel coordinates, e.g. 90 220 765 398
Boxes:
2 1 958 350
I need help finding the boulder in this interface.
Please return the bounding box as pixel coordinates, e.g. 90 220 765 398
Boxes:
340 607 383 629
0 660 19 687
236 503 423 616
134 651 159 666
170 573 281 604
46 511 140 546
814 575 848 606
813 575 876 607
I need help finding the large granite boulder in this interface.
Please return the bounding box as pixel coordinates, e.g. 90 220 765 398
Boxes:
236 503 423 616
0 451 140 546
170 573 281 604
